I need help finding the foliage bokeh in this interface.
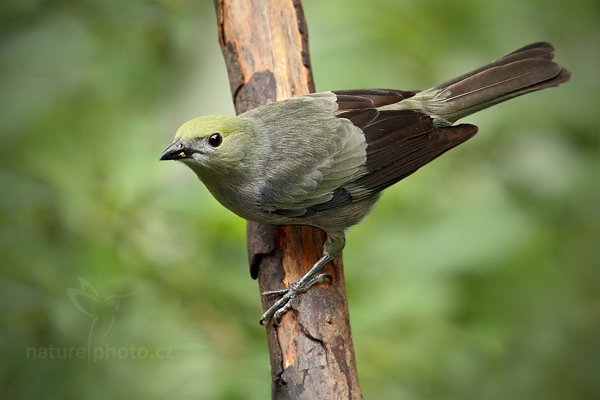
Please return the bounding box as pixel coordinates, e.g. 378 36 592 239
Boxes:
1 0 598 399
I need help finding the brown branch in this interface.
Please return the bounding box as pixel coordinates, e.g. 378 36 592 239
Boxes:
214 0 361 398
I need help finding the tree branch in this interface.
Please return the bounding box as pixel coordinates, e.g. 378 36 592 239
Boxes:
214 1 361 398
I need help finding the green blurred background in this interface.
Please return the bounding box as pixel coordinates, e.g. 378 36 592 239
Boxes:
1 0 598 398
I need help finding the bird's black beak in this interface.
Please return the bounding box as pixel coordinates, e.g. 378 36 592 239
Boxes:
160 141 189 161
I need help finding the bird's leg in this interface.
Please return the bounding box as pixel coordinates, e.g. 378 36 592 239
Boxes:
259 234 345 325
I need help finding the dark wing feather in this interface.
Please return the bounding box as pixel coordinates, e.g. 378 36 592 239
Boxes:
333 88 416 109
351 121 477 195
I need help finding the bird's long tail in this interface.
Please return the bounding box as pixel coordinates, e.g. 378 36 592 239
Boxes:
403 42 571 126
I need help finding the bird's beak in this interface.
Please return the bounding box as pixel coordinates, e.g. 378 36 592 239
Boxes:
160 141 189 161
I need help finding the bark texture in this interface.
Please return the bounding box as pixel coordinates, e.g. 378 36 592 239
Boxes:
214 1 361 398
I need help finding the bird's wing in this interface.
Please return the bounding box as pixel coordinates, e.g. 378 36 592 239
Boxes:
340 90 478 194
305 89 478 214
247 90 476 217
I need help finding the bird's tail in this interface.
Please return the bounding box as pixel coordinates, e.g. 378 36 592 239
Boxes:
402 42 571 126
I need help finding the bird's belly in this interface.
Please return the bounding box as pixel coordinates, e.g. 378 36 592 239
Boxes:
202 175 379 233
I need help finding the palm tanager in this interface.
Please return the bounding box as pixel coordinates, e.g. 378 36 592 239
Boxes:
160 42 570 324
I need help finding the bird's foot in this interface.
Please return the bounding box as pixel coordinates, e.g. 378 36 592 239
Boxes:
259 273 331 325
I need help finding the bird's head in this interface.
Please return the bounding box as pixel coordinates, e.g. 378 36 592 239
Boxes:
160 115 254 177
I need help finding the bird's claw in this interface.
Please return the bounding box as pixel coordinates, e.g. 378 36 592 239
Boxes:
259 284 299 325
259 273 332 325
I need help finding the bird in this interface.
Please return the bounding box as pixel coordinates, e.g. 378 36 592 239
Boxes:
160 42 570 325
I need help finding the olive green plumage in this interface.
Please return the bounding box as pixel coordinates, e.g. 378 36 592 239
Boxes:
161 42 570 324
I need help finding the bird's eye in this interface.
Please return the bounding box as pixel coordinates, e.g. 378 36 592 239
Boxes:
208 133 223 148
